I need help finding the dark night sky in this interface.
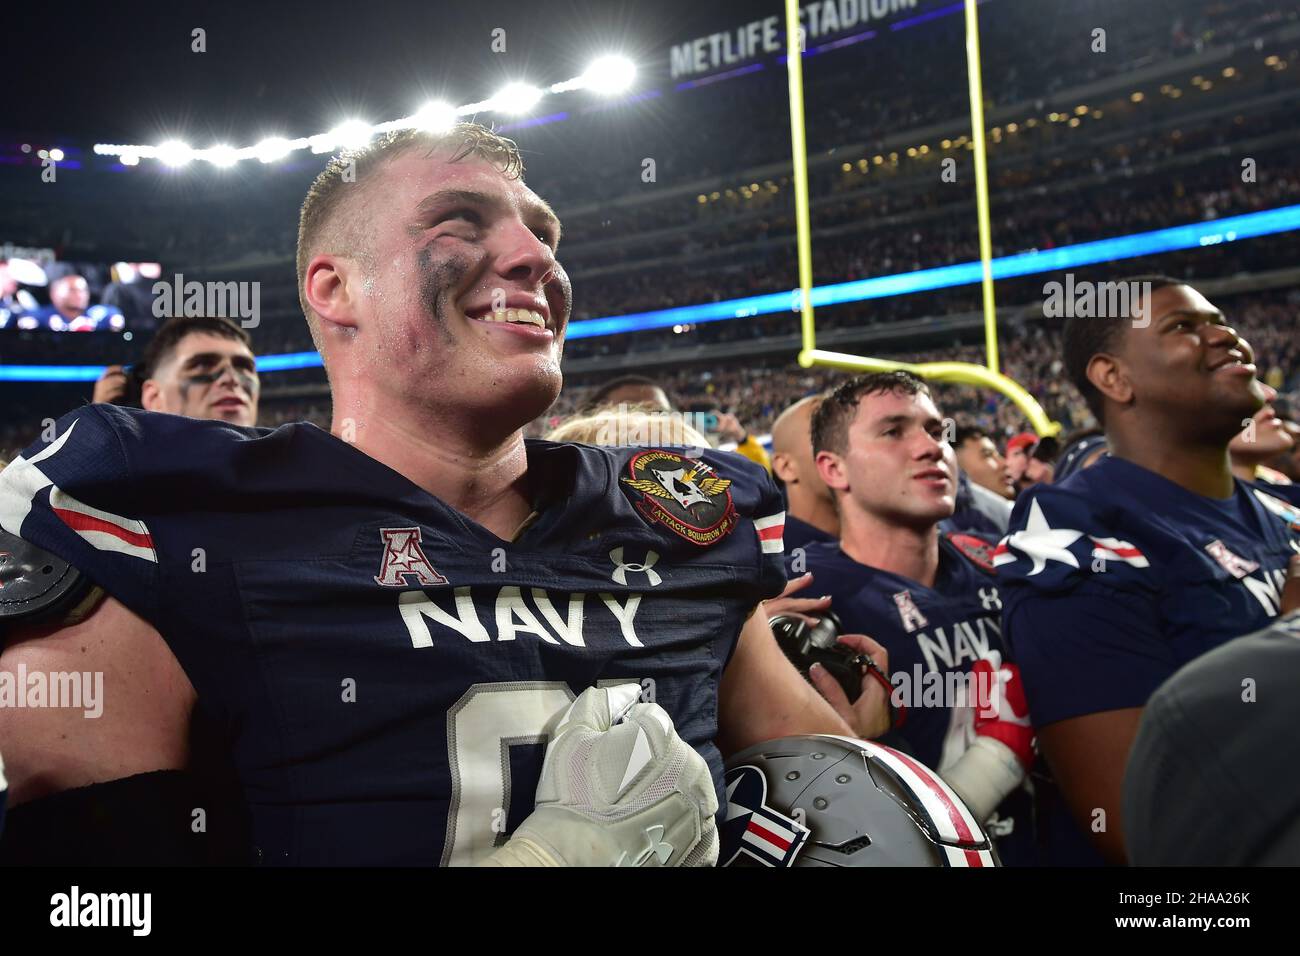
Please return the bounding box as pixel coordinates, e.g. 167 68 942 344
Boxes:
10 0 777 146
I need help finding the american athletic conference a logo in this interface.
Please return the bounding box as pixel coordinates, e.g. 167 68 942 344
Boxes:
374 527 448 587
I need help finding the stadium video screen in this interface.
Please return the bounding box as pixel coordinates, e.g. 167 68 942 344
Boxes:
0 255 162 333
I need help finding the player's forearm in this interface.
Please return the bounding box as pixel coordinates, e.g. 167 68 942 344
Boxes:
940 737 1024 821
1039 711 1142 865
718 612 853 755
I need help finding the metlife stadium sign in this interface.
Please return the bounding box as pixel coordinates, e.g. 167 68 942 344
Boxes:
669 0 921 79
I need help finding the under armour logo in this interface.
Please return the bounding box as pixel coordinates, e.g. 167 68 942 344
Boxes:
978 586 1002 611
893 590 928 633
374 527 448 587
610 547 661 586
615 825 673 866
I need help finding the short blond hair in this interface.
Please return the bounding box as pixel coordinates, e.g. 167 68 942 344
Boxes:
547 409 710 448
295 123 525 358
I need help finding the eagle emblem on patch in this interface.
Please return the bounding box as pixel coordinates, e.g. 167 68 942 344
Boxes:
621 449 738 546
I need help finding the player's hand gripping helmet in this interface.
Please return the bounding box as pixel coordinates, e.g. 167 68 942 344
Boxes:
720 735 1000 867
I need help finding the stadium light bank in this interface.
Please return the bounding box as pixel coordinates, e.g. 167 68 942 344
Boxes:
91 54 637 168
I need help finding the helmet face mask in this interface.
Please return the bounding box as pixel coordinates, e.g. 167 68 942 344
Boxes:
720 735 1000 867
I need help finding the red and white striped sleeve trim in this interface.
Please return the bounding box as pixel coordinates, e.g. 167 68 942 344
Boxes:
0 417 156 564
49 487 156 563
753 511 785 555
1089 535 1149 567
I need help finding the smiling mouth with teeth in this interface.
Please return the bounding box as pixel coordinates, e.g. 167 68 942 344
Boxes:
470 308 548 330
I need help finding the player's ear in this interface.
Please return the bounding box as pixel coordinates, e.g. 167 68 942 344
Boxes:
139 378 164 412
771 451 796 484
1086 352 1134 409
304 253 360 331
815 449 849 493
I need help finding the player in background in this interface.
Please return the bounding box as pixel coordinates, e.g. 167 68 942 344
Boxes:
27 272 124 332
0 125 874 866
765 395 843 629
939 426 1014 537
92 316 260 427
996 276 1300 864
770 395 838 552
1230 383 1298 504
582 376 770 472
1050 429 1108 484
581 375 674 415
1004 432 1053 494
952 426 1015 501
793 372 1037 864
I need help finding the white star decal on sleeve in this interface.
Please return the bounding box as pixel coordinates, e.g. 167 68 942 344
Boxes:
994 498 1150 575
994 499 1084 576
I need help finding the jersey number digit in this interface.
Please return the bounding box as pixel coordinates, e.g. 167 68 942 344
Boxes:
441 679 648 865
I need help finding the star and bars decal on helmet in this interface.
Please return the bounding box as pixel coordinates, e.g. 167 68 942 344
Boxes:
992 499 1148 574
721 764 811 867
0 418 157 563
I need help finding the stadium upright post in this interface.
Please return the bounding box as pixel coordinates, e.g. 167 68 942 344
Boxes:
785 0 818 366
964 0 999 376
785 0 1060 437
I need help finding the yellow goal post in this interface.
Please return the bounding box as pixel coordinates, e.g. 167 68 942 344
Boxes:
782 0 1062 438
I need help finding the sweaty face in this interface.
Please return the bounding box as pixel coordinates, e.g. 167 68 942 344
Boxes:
353 152 572 425
1112 285 1266 433
836 389 957 527
957 436 1015 500
145 332 259 426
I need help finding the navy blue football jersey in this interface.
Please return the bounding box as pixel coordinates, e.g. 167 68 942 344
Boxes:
787 534 1037 864
995 455 1300 864
0 405 788 865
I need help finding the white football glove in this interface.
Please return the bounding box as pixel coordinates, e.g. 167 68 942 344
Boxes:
479 684 719 867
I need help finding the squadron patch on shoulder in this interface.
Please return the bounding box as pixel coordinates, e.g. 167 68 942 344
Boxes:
620 449 738 547
946 532 998 573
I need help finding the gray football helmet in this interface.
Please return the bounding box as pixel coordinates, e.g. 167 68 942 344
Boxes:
721 735 999 867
